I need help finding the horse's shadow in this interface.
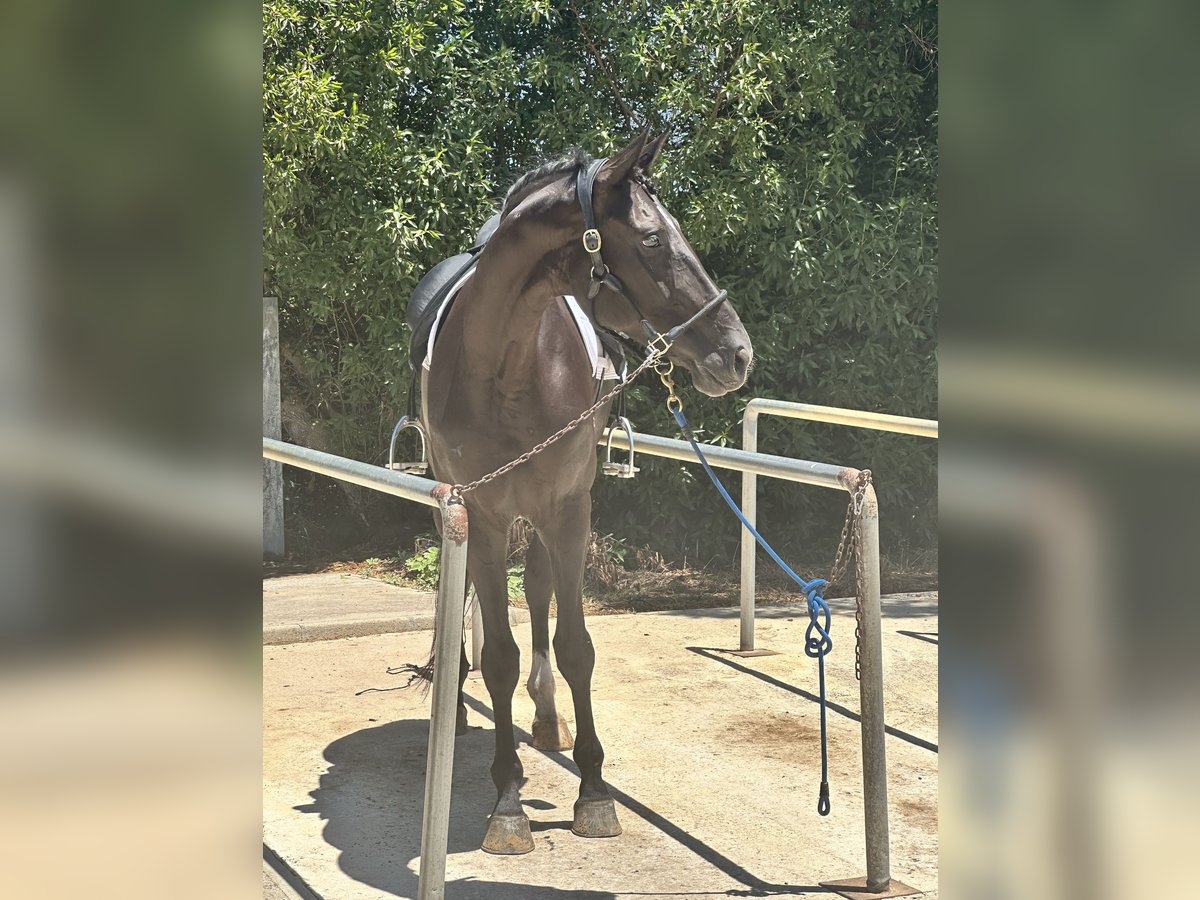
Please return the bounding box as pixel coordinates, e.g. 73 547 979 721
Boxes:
295 717 613 900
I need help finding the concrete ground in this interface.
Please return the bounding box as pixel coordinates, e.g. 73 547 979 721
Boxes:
264 582 938 899
264 573 528 644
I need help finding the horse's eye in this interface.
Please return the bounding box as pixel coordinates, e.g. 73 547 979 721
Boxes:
642 233 661 248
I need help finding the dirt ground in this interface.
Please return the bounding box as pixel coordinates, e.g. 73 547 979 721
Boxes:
263 592 939 899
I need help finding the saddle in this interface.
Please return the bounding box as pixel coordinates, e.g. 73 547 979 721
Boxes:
394 206 635 476
405 212 501 371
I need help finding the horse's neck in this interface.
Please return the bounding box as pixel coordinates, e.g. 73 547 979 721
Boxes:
458 233 584 378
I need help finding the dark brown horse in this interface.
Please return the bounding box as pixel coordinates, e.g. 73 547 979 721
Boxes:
422 132 753 854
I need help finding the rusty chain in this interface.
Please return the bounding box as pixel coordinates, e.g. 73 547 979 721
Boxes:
826 469 872 680
450 347 669 497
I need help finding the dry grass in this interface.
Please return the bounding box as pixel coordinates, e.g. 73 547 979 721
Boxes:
308 530 936 616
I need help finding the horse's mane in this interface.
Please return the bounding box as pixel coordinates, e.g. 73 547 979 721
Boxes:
500 148 593 217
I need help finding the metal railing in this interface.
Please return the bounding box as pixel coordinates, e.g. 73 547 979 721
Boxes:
265 416 926 896
262 438 467 900
740 399 938 652
601 424 895 893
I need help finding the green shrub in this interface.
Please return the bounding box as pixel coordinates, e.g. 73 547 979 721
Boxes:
265 0 937 564
404 545 441 590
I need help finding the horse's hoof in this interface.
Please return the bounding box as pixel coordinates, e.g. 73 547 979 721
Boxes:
572 798 622 838
481 814 534 854
531 717 574 751
456 706 468 736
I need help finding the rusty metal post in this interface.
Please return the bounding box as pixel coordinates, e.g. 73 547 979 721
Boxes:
826 481 918 897
417 490 469 900
858 483 891 890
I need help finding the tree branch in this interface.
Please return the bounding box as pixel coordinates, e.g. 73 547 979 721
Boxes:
566 1 636 126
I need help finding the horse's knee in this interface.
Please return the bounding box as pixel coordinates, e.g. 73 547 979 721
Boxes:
553 628 595 686
481 637 520 694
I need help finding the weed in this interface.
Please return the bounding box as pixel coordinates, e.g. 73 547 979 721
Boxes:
404 545 441 590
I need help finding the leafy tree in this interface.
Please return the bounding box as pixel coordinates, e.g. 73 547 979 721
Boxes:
264 0 937 563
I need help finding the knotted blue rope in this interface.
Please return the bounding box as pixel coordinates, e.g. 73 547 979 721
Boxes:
671 407 832 816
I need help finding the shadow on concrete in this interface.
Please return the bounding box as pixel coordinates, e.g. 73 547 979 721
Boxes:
687 648 938 754
296 716 614 899
653 593 938 622
299 698 836 898
463 695 834 898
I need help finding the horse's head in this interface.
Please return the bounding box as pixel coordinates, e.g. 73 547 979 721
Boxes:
590 132 753 397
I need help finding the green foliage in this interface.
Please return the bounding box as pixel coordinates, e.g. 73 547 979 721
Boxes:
265 0 937 563
401 543 524 597
404 544 441 589
506 566 525 601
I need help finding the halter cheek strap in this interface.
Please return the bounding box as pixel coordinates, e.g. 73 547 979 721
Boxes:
576 159 625 300
575 156 728 355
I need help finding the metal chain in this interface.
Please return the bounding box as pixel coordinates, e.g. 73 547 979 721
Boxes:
451 348 668 496
827 469 872 680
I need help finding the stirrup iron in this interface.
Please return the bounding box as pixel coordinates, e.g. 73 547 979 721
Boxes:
387 415 429 475
602 416 639 478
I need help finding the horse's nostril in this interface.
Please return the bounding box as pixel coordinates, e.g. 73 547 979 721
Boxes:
733 346 751 378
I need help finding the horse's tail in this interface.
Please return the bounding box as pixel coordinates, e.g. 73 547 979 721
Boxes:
392 642 435 689
393 583 472 692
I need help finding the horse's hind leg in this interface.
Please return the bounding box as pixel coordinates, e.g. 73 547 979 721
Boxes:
546 495 622 839
456 638 469 735
525 532 574 751
470 517 534 855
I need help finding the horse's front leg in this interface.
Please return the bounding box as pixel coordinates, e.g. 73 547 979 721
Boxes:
525 531 575 751
546 494 622 838
470 518 534 854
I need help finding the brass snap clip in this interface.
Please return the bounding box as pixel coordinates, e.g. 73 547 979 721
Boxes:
656 360 682 413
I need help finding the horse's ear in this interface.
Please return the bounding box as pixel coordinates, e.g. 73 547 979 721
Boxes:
597 130 651 186
639 133 669 174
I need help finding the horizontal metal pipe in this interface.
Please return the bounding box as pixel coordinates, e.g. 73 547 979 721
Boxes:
263 437 442 508
601 427 855 491
745 398 938 439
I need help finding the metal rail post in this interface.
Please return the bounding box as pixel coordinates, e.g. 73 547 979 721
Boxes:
739 399 937 652
261 439 472 900
739 409 761 650
858 483 891 891
418 492 469 900
600 427 916 895
263 297 284 557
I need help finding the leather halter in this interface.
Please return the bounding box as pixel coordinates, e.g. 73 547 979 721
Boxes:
575 158 729 355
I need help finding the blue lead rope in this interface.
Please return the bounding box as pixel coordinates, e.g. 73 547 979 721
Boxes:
672 407 832 816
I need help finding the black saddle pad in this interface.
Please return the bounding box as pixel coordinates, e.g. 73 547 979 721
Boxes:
406 212 501 370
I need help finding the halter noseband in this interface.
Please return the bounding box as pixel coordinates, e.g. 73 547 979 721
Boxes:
575 158 728 355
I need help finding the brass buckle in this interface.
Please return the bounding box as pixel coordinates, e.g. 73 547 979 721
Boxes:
582 229 602 253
